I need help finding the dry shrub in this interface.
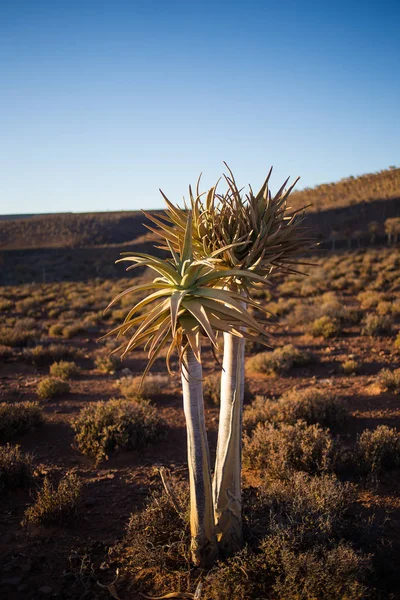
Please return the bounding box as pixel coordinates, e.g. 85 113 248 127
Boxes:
48 323 64 337
49 360 80 380
22 472 82 526
356 426 400 475
311 315 342 339
206 473 370 600
73 398 164 463
119 374 170 399
0 327 36 347
112 477 191 594
62 324 84 339
25 343 81 366
247 344 315 376
357 291 386 310
361 313 393 337
395 333 400 350
0 401 43 441
0 344 13 359
244 388 348 432
0 444 34 492
206 541 370 600
243 421 336 477
377 368 400 393
342 358 359 375
94 352 120 374
203 373 252 407
37 377 70 400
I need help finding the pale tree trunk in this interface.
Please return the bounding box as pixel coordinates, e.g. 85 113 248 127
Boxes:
181 345 218 568
212 332 245 556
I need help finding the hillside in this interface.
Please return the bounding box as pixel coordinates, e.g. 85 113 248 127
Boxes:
290 165 400 212
0 167 399 252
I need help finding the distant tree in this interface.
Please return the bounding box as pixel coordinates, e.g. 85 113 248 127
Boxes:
368 221 380 245
330 229 339 251
385 217 400 245
352 229 364 249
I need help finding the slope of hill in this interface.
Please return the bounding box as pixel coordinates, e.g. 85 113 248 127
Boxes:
290 166 400 213
0 168 399 266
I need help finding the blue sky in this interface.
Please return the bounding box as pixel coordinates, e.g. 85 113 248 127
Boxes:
1 0 399 215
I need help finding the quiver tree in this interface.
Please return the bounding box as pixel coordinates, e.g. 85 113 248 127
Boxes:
145 165 313 556
102 214 270 567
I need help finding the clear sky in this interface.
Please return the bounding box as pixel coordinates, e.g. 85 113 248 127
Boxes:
1 0 399 215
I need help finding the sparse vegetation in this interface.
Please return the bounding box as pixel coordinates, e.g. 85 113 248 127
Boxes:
244 388 348 431
37 377 70 400
22 472 82 526
49 360 80 380
243 420 336 477
0 402 43 441
361 313 393 336
0 444 34 492
72 398 165 463
356 426 400 475
247 344 315 375
377 368 400 393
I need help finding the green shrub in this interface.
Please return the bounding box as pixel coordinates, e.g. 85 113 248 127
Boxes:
361 313 393 336
49 360 80 381
22 472 82 526
37 377 70 400
311 316 342 339
342 358 359 375
73 398 165 463
356 426 400 475
0 444 34 492
244 388 348 432
247 344 315 376
243 420 336 477
0 402 43 441
377 368 400 393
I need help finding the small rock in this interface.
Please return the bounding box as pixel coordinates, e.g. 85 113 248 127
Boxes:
39 586 53 594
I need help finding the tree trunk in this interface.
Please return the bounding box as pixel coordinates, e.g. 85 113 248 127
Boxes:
181 345 218 568
212 332 244 556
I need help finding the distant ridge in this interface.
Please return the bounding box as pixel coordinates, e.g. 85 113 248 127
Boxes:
0 166 399 251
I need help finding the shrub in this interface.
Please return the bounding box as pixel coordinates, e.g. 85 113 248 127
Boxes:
311 316 342 339
0 402 43 441
48 324 64 337
361 313 393 336
119 374 170 399
37 377 70 400
0 444 34 492
0 345 13 360
0 327 36 348
62 324 84 339
244 388 348 432
73 398 164 463
247 344 315 376
49 360 80 381
342 358 359 375
243 420 336 477
25 343 81 366
207 473 369 600
22 472 82 526
377 368 400 393
395 333 400 351
356 426 400 475
115 477 190 593
95 353 120 374
202 373 252 407
206 540 370 600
